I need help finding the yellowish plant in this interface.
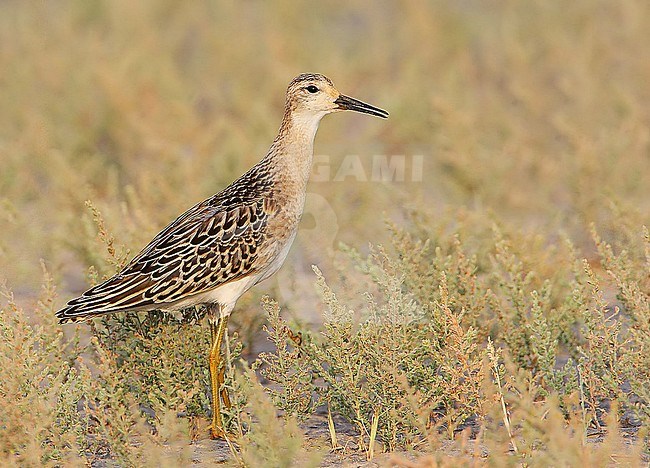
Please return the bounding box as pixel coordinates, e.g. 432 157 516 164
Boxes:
1 0 650 464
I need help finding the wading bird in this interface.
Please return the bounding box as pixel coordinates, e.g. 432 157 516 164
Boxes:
56 73 388 439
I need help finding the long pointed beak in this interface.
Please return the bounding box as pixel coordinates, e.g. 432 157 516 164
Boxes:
334 94 389 119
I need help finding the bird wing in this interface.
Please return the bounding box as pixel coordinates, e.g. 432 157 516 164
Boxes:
56 195 274 322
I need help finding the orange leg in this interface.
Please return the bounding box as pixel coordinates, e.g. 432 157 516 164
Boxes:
208 313 230 439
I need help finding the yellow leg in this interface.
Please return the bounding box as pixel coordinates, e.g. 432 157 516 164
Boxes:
208 313 229 439
218 366 232 409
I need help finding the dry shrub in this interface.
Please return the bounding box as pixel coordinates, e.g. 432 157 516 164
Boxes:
1 0 649 464
256 209 649 463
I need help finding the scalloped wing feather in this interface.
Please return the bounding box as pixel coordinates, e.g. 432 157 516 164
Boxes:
56 196 272 323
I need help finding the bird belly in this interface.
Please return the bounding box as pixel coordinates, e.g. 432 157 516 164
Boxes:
169 274 261 316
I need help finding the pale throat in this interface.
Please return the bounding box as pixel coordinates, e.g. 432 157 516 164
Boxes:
276 109 328 184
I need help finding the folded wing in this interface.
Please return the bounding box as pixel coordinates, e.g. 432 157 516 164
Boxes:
56 197 270 323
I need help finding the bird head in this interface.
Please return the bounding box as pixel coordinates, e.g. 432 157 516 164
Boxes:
285 73 389 121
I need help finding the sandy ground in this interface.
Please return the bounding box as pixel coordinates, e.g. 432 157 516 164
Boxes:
185 413 427 467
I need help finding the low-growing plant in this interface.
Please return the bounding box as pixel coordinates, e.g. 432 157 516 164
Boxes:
230 367 324 468
255 212 649 462
0 266 82 466
256 250 487 452
2 0 650 464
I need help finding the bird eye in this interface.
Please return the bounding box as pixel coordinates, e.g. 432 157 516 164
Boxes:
306 85 319 93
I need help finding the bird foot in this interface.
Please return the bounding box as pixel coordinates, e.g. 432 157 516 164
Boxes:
209 424 228 440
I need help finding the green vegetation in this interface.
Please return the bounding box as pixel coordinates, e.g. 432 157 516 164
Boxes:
1 0 649 466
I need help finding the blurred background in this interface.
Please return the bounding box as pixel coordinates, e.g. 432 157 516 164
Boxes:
1 0 649 324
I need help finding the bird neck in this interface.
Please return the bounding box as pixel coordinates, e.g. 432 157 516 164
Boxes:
267 109 326 186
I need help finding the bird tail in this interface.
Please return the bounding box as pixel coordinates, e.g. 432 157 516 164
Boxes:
55 274 156 323
55 302 116 323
